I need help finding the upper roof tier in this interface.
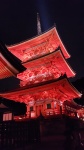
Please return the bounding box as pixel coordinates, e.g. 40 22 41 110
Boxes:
0 77 81 104
18 49 75 87
7 27 70 63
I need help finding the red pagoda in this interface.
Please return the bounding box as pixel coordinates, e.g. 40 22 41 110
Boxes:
0 15 82 119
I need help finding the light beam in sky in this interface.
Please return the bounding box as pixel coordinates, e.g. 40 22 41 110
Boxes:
36 0 53 31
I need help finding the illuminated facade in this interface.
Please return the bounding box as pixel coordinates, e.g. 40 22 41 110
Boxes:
7 27 70 62
0 17 82 119
0 77 81 118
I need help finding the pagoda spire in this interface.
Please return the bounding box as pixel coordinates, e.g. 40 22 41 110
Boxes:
37 13 42 35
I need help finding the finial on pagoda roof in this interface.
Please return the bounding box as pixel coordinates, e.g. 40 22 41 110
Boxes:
37 13 42 35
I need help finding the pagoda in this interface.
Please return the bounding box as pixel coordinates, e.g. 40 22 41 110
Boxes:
0 14 82 119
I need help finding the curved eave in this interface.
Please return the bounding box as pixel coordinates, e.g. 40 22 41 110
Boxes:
0 41 25 79
54 27 70 58
0 76 81 104
0 60 14 79
17 49 75 86
7 27 70 62
73 99 84 109
64 100 82 110
0 53 19 79
22 48 75 78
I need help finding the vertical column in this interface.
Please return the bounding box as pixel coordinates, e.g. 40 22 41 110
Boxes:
55 103 60 115
51 101 54 109
51 101 54 115
33 103 36 118
62 104 66 114
26 104 30 118
43 102 47 116
60 106 62 115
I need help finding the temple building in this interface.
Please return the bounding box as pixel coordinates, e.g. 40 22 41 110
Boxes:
0 41 25 79
0 15 83 119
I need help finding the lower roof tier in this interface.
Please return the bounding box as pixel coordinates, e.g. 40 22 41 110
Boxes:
18 49 75 87
0 77 81 104
64 100 81 110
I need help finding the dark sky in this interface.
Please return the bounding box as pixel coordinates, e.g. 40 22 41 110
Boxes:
0 0 84 91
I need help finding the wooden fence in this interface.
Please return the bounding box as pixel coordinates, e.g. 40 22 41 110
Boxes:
0 119 40 149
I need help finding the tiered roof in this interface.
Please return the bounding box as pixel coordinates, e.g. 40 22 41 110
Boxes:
7 27 70 63
0 41 25 79
18 49 75 87
0 55 17 79
0 77 81 104
0 26 81 104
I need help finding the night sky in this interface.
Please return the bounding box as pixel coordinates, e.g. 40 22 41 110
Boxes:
0 0 84 91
